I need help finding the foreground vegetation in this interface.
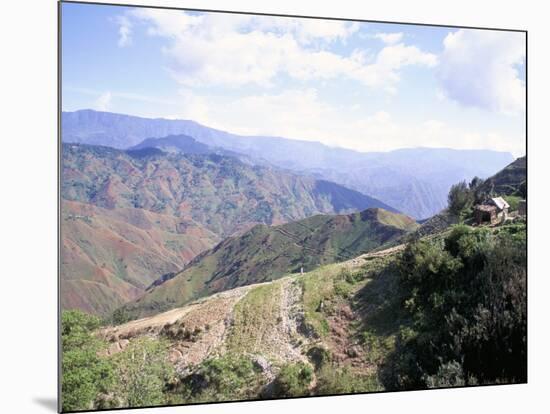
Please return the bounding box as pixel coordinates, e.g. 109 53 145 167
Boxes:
383 223 526 388
61 218 526 411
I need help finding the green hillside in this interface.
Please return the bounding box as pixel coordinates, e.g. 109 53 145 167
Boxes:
61 220 526 411
478 156 526 196
118 208 419 320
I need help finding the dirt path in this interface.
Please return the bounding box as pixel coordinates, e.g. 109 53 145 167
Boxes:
342 243 406 269
100 242 408 376
101 284 267 374
275 278 309 362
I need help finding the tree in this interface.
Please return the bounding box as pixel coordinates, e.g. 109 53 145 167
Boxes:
447 181 474 220
469 176 487 204
61 310 114 411
469 176 483 190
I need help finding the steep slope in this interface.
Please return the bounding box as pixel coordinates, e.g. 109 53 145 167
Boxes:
62 110 514 218
118 208 418 319
407 156 526 240
61 200 219 315
478 156 526 196
61 143 397 238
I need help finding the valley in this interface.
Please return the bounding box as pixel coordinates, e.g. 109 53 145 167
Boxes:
61 142 398 315
58 9 527 412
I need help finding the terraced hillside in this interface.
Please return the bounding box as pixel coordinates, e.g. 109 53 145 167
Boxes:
117 208 419 320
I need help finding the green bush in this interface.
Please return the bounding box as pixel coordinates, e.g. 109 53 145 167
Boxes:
503 195 522 211
178 354 263 403
383 224 526 389
315 365 382 395
61 310 114 412
306 346 331 370
111 338 175 408
110 307 133 325
272 362 313 397
423 361 469 389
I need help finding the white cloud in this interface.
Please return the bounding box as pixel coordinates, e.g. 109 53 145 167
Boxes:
438 29 525 114
254 17 360 45
353 43 438 93
94 91 112 111
374 32 403 45
115 16 132 47
124 9 436 92
168 89 523 156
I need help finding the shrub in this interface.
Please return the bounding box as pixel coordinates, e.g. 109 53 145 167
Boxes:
383 224 526 390
315 365 382 395
423 361 467 388
503 195 521 211
111 338 175 408
306 346 331 370
272 362 313 397
178 354 263 403
61 310 114 412
111 308 133 325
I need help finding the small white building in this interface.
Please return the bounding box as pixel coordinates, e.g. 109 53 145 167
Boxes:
488 197 510 221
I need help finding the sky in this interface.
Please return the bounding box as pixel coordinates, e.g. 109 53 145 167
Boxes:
61 2 526 157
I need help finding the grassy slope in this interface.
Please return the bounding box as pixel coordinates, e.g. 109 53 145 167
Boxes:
97 219 525 403
119 208 419 319
101 245 402 400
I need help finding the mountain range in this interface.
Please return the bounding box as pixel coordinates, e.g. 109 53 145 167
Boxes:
62 110 514 219
61 143 396 315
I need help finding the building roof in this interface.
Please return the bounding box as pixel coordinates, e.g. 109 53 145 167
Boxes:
490 197 510 211
475 204 497 213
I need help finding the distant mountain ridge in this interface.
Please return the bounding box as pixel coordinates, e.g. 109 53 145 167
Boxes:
62 143 397 236
129 134 253 163
62 109 514 218
118 207 419 319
